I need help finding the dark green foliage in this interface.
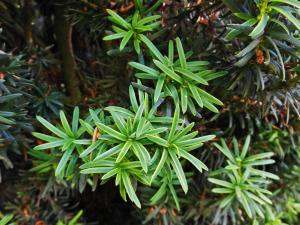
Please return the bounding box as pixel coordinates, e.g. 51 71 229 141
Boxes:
0 52 32 181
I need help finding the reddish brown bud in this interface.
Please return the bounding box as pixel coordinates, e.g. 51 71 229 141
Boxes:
256 56 265 64
256 49 264 57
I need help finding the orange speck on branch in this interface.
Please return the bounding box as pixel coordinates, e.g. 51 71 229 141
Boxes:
256 56 265 64
0 72 5 80
160 207 167 215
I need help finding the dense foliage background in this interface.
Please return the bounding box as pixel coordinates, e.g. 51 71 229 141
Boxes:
0 0 299 224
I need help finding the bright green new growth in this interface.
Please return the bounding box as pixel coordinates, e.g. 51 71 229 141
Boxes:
103 9 161 53
33 88 214 208
129 37 227 115
0 215 14 225
30 3 234 211
45 7 226 207
33 107 91 178
209 136 279 219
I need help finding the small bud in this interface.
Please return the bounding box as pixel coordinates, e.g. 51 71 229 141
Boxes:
0 72 5 80
160 207 167 215
255 49 264 57
256 56 265 64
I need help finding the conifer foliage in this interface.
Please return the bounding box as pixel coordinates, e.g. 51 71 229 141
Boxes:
0 0 299 224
